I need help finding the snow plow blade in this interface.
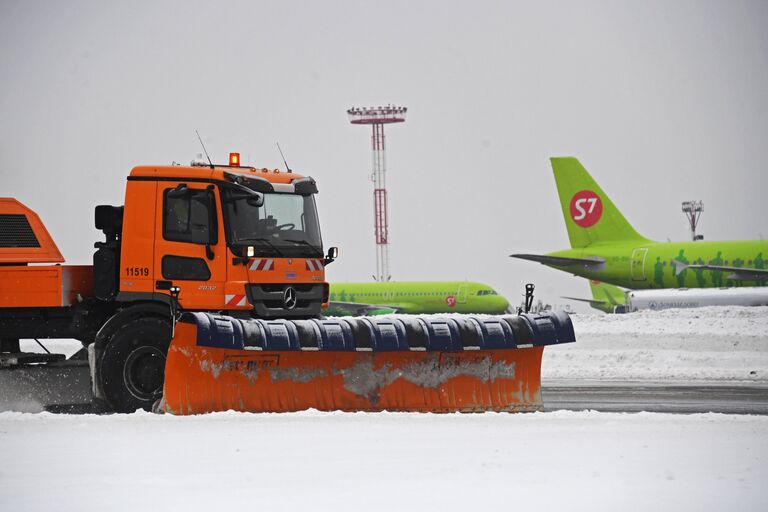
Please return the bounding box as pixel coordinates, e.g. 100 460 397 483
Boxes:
162 312 576 415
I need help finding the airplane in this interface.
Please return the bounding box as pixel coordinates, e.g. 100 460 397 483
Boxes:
511 157 768 290
327 281 511 315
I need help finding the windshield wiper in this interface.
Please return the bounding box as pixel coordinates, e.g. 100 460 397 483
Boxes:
235 237 284 257
284 239 322 254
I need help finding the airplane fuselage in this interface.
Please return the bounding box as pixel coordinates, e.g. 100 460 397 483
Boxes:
549 240 768 289
329 281 510 314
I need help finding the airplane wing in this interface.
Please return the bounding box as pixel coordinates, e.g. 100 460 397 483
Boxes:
510 254 606 270
328 301 400 315
671 259 768 281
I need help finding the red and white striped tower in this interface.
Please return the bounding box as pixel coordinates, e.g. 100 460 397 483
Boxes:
347 105 407 281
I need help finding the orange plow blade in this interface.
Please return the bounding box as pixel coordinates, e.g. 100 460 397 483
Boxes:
162 312 576 415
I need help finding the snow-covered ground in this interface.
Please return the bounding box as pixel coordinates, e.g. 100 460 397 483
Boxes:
543 306 768 382
1 410 766 511
4 306 767 511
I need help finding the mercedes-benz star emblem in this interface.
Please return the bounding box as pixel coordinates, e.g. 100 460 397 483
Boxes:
283 286 297 310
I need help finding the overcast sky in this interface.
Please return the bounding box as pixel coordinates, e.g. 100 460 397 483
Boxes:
2 0 767 311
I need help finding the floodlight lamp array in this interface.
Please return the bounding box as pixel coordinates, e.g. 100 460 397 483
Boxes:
347 105 408 125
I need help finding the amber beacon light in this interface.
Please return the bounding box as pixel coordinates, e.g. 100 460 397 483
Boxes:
229 152 240 166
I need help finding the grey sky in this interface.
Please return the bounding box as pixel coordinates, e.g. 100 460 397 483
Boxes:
2 0 767 310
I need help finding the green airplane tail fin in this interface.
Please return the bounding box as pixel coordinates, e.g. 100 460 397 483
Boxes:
589 280 627 311
551 157 650 248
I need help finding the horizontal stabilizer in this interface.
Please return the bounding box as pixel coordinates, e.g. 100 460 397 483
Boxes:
511 253 606 270
671 259 768 281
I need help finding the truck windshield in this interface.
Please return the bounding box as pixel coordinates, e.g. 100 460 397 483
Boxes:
223 189 323 257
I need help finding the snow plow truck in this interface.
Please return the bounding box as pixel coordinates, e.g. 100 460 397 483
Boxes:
0 155 575 414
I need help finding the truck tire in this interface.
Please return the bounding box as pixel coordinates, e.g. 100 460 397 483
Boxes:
99 317 171 413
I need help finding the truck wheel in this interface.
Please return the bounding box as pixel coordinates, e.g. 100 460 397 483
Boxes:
99 317 171 413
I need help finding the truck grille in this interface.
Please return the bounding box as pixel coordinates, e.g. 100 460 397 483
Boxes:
246 283 324 318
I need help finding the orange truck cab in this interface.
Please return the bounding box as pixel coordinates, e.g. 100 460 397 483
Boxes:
0 159 336 412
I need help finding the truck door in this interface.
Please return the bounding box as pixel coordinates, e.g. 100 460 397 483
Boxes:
154 183 226 309
631 248 648 282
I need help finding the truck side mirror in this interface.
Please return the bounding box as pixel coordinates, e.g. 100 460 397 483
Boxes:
324 246 338 266
225 183 264 207
246 193 264 207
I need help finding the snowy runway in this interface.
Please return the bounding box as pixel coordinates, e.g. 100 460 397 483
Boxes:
542 381 768 414
3 307 767 510
1 410 767 511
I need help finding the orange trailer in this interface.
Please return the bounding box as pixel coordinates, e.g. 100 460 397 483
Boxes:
0 199 93 309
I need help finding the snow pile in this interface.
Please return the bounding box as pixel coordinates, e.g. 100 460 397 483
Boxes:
1 409 766 512
544 306 768 382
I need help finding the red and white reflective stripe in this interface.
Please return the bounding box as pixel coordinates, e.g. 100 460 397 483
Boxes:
305 258 324 271
225 294 246 307
249 258 274 271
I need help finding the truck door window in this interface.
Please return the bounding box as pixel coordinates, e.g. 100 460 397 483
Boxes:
163 188 216 245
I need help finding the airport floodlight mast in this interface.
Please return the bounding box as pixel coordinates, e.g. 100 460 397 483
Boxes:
347 105 407 281
682 200 704 241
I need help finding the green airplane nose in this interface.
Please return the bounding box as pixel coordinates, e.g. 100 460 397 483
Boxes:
493 294 510 313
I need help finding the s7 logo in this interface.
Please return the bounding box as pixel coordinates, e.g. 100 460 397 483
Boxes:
573 197 598 220
569 191 603 227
